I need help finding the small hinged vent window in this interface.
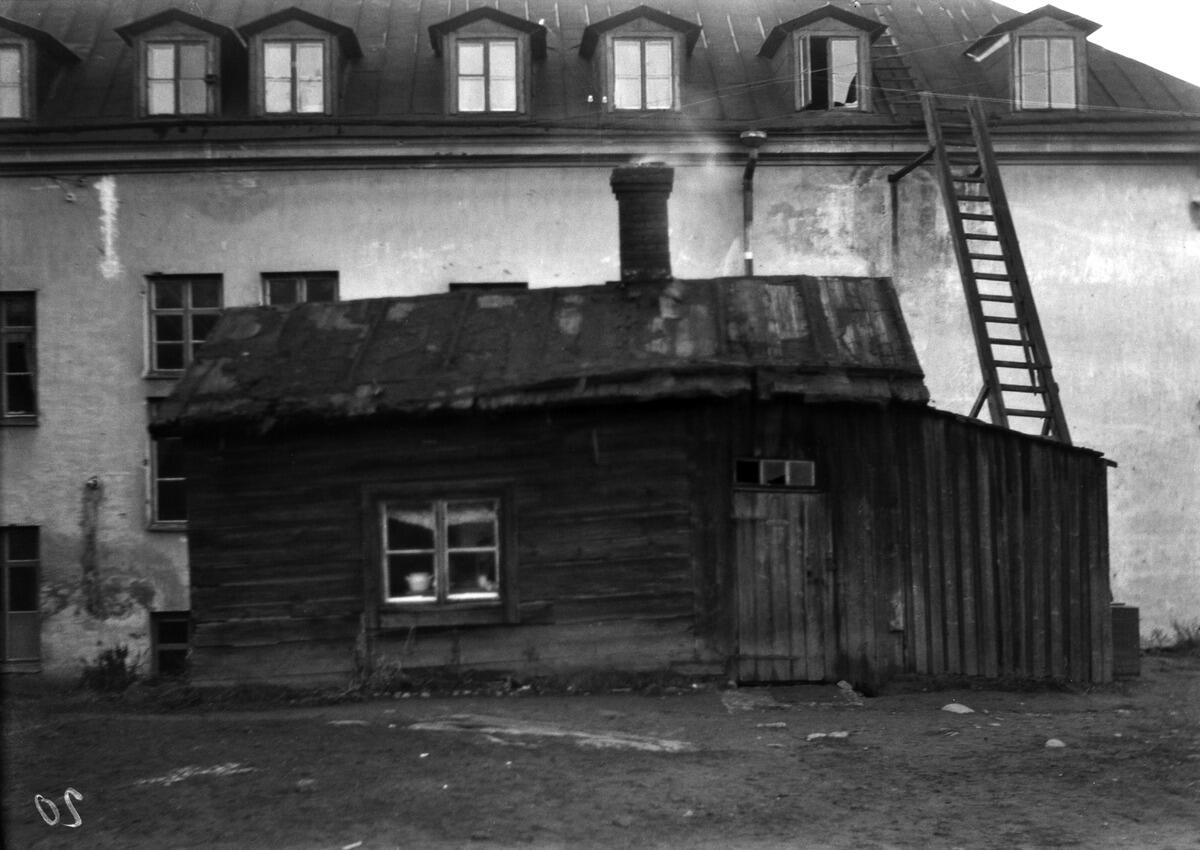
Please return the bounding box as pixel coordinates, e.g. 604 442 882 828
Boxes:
735 458 818 489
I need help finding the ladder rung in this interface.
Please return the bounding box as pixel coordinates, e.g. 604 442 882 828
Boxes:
979 294 1015 302
970 253 1006 261
963 233 1001 241
944 141 977 148
988 338 1029 346
957 196 991 204
973 272 1010 280
960 212 995 220
983 316 1020 324
994 360 1048 369
1004 408 1051 418
953 176 985 183
999 384 1046 393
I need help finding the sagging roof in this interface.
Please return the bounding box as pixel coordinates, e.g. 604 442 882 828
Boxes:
154 276 929 434
0 0 1197 138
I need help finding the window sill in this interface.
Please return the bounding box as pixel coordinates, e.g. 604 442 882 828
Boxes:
379 603 507 629
1 415 38 427
148 521 187 533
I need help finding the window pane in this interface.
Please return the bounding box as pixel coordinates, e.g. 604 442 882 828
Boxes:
458 42 484 76
613 40 641 79
8 566 38 612
3 295 33 327
190 279 221 308
157 617 190 645
5 374 34 414
388 553 436 597
179 79 207 114
762 460 787 486
613 76 642 110
643 41 672 77
489 78 516 111
489 41 516 78
265 80 292 113
156 479 187 522
153 280 184 309
829 39 859 107
5 339 28 372
458 77 486 112
147 44 176 80
155 343 185 372
0 47 19 80
1049 38 1076 108
264 43 292 80
267 278 300 305
155 314 184 342
305 278 338 302
179 43 207 79
644 75 672 110
147 80 176 115
191 313 219 345
1021 38 1049 108
296 81 324 113
446 501 497 548
386 507 435 551
295 43 324 81
0 86 21 118
448 551 498 595
156 436 185 478
5 527 38 561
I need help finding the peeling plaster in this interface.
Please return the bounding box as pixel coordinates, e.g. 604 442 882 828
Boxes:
95 176 122 279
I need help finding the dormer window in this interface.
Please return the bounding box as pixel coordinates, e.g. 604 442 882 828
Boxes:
580 6 700 114
0 15 79 121
263 39 325 113
429 9 546 116
964 5 1098 112
115 10 241 118
759 7 884 113
239 8 361 117
0 44 24 118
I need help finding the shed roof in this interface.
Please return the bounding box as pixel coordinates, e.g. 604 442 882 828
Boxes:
155 276 928 434
0 0 1196 138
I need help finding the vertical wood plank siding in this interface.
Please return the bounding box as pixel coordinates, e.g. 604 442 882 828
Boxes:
183 398 1110 685
752 402 1112 685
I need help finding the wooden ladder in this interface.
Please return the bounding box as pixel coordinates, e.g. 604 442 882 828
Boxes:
905 93 1071 442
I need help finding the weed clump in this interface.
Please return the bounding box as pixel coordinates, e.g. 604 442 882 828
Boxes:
1146 620 1200 655
80 644 139 692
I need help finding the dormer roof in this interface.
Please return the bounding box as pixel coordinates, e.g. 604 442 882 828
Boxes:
114 8 244 49
579 5 702 59
428 8 548 60
0 14 79 65
759 4 887 59
238 7 362 59
965 4 1100 58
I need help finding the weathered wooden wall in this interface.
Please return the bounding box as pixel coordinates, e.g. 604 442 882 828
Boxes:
185 404 721 685
738 402 1113 686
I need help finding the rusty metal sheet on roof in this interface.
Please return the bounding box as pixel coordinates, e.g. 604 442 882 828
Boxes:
157 276 928 431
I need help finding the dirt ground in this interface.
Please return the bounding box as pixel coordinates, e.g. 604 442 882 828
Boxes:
4 654 1199 850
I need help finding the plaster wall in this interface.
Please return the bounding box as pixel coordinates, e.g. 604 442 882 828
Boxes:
2 158 1195 674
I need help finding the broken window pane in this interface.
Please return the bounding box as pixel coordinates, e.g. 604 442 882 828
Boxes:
828 38 858 107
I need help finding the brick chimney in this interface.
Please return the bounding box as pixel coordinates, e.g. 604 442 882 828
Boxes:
610 164 674 283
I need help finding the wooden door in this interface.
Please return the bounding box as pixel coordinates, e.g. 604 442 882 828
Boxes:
734 490 834 683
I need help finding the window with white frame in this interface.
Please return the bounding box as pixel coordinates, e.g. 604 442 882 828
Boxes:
456 39 517 112
1 292 36 421
612 37 673 110
2 525 40 663
145 41 211 115
1017 36 1076 109
0 44 25 118
263 39 326 113
382 499 501 605
796 34 861 110
148 275 222 374
262 272 339 305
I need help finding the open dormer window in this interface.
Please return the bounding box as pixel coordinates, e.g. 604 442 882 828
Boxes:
116 10 243 118
239 8 361 117
758 6 884 113
965 5 1098 111
580 6 700 113
429 9 546 116
0 15 79 120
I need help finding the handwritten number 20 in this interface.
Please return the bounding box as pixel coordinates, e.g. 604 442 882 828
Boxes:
34 788 83 828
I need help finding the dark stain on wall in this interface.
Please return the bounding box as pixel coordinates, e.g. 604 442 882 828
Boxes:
80 477 103 617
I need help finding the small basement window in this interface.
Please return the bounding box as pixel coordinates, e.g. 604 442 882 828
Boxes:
262 271 339 305
735 458 818 489
151 611 190 677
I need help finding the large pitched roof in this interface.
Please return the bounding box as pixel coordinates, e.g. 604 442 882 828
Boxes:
154 276 929 434
0 0 1196 140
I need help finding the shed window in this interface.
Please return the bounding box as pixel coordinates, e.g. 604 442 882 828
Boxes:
146 41 210 115
148 275 222 374
612 37 673 110
382 499 501 605
263 272 339 305
1 292 36 421
263 40 325 113
736 458 818 489
148 400 186 526
1018 36 1076 109
151 611 190 677
797 35 860 109
456 39 517 112
2 526 40 663
0 44 24 118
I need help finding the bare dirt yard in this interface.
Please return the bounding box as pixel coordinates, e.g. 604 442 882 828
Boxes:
4 654 1199 849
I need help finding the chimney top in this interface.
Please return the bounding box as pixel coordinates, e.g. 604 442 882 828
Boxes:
610 164 674 284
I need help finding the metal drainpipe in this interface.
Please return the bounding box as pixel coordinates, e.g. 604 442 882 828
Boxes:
740 130 767 277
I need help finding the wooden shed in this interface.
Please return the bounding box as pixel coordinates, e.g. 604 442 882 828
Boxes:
155 272 1114 688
